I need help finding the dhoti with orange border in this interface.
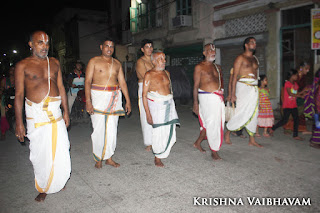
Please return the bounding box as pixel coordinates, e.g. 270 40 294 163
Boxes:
25 96 71 194
90 85 125 162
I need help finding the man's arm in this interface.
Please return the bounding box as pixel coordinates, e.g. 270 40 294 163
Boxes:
192 65 201 115
118 63 131 115
56 59 69 127
231 56 242 103
136 59 148 79
85 59 94 114
14 61 26 142
142 72 152 125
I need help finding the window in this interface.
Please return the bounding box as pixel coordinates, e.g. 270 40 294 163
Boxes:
176 0 192 16
130 0 161 32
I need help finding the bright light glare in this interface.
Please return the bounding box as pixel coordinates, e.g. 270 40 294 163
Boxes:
13 50 17 54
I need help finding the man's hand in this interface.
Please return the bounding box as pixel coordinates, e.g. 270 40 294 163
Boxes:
231 94 237 104
146 114 153 125
15 123 26 142
86 101 94 115
193 103 199 116
125 102 131 115
63 113 70 128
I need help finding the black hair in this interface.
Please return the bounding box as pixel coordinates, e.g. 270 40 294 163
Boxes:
287 69 298 80
141 39 153 48
258 74 267 87
102 37 115 45
243 37 255 50
299 61 309 68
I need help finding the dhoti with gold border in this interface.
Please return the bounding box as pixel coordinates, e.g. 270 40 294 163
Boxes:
25 96 71 194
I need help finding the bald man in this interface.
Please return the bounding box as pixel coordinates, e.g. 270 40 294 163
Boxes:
142 52 180 167
193 43 224 160
15 31 71 202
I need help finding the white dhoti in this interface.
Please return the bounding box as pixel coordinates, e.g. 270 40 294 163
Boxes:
138 82 153 146
198 89 225 151
147 92 180 159
25 96 71 194
90 85 125 162
226 77 259 136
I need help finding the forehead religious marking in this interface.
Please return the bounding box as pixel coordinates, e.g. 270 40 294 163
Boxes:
210 44 215 51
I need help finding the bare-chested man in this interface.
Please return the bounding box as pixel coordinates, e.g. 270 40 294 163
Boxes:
15 31 71 202
225 37 263 147
142 52 179 167
136 39 154 151
193 43 224 160
85 37 131 169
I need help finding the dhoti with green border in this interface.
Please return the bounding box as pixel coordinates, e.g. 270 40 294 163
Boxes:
226 78 259 136
147 92 180 159
90 85 125 162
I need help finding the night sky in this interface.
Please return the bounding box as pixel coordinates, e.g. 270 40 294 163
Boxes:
0 1 108 56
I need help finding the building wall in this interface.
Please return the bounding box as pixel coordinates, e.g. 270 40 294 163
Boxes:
211 0 316 109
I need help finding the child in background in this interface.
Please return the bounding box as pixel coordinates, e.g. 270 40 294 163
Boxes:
270 69 305 140
256 75 274 137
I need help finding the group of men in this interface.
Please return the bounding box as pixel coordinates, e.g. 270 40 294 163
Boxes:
14 30 261 202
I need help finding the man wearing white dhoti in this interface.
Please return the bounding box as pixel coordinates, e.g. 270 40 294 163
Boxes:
85 37 131 169
225 37 263 148
193 43 225 160
136 39 154 151
143 52 180 167
15 31 71 202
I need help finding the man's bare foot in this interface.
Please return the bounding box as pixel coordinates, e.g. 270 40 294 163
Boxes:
293 136 304 141
302 131 312 135
154 157 164 167
225 131 232 145
211 151 222 160
95 161 102 169
248 136 263 148
145 145 152 152
35 193 47 202
105 158 120 168
193 142 206 153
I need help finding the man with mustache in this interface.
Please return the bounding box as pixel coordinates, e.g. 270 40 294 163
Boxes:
85 37 131 169
136 39 154 151
15 31 71 202
193 43 225 160
142 52 179 167
225 37 263 147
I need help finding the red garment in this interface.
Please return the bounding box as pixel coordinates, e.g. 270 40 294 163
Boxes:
283 81 299 109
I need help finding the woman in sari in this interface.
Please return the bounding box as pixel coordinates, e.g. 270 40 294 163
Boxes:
304 69 320 149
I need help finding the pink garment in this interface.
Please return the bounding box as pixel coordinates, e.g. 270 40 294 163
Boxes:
1 116 9 134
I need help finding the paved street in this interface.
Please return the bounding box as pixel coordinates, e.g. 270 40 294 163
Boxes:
1 102 320 213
